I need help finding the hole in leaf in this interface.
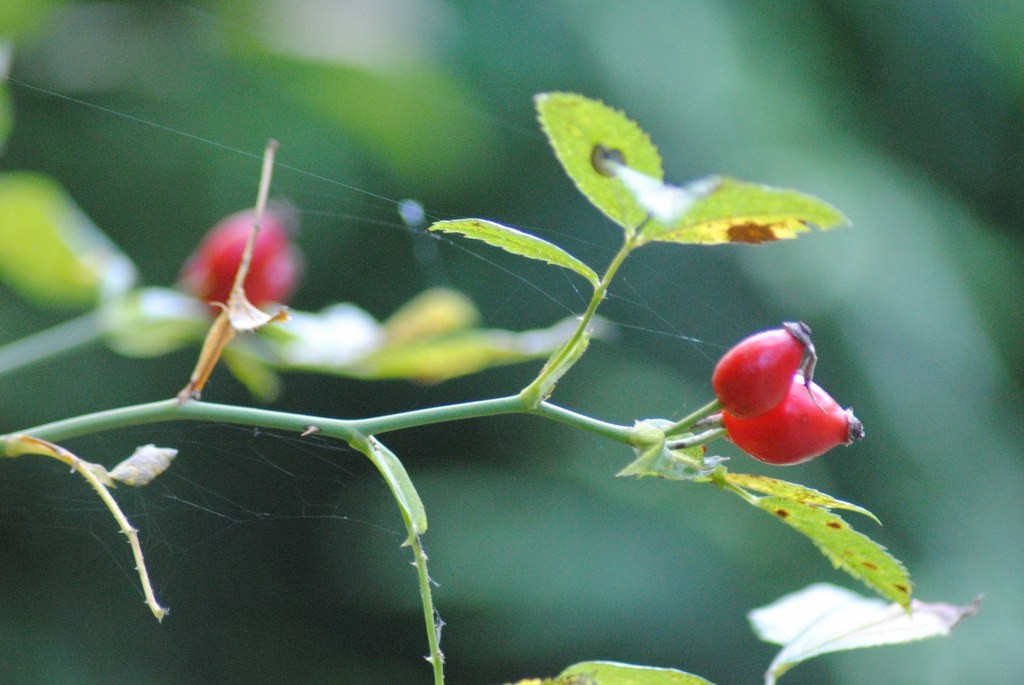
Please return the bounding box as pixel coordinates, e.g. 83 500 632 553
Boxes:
591 145 625 177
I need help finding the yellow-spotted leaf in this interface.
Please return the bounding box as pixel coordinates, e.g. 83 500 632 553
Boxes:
429 219 599 287
536 92 662 235
559 661 717 685
0 172 136 307
640 177 849 246
723 473 880 524
754 497 911 607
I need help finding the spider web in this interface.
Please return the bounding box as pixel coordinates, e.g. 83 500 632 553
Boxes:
0 71 750 617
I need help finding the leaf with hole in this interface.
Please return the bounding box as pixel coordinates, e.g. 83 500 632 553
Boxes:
429 219 599 287
535 92 663 235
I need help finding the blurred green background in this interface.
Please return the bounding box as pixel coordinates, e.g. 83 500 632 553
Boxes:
2 1 1022 684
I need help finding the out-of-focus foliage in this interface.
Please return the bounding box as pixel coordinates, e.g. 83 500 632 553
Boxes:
0 2 1021 685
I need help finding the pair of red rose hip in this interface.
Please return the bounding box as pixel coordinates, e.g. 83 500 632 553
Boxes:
712 323 863 465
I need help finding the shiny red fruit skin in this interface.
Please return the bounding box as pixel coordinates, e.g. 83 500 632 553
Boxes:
712 326 807 418
722 376 861 465
180 207 301 307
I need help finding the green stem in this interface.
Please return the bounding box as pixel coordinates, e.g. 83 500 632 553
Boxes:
3 395 638 454
663 398 722 437
0 310 105 377
519 236 638 407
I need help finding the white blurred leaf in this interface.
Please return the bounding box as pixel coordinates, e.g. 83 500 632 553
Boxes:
109 444 178 487
749 583 979 685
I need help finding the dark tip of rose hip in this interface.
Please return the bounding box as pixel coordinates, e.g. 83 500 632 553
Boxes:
846 409 865 443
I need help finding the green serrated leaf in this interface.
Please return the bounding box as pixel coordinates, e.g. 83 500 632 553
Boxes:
640 177 850 245
560 661 717 685
535 92 662 234
355 436 427 544
724 473 880 524
430 219 599 287
0 172 136 307
754 497 911 607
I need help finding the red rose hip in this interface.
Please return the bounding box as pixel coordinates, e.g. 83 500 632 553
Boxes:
179 205 301 308
712 322 815 418
722 375 864 465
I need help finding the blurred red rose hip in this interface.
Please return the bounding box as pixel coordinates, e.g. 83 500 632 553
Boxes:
179 206 301 307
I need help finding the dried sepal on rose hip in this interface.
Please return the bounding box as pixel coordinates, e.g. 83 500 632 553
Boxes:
179 204 302 308
722 375 864 465
712 322 816 418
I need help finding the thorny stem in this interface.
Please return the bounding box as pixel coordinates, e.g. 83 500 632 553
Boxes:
411 534 445 685
2 435 167 620
74 449 168 621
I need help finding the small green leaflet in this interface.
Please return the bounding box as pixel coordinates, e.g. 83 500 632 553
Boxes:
559 661 717 685
749 583 979 685
723 473 880 524
535 92 663 235
754 497 911 607
429 218 599 287
352 436 428 544
638 176 850 246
